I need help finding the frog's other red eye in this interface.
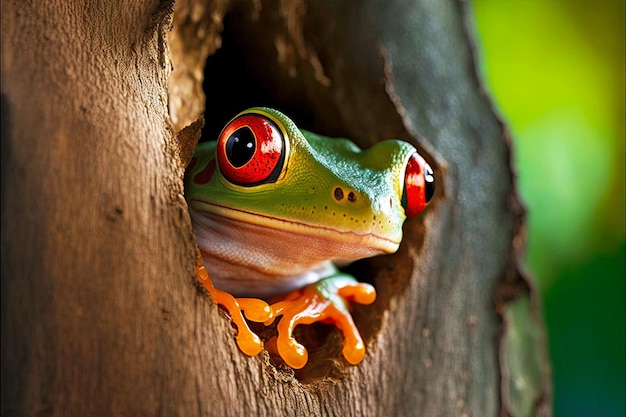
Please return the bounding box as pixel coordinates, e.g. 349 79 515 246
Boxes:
402 152 435 218
216 114 285 186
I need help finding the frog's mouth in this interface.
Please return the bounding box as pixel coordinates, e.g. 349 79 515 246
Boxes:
189 200 402 255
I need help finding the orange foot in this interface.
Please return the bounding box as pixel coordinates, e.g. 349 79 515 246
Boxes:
196 266 273 356
266 274 376 369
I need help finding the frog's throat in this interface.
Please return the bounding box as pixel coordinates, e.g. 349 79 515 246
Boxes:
189 200 401 254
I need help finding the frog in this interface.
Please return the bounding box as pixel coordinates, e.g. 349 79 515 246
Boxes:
185 107 435 369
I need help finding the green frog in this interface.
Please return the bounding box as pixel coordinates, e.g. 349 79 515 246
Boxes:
185 107 434 368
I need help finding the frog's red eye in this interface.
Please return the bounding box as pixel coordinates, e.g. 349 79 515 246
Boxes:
216 114 285 186
402 152 435 218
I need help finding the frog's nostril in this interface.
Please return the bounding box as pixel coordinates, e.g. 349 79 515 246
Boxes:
333 187 358 203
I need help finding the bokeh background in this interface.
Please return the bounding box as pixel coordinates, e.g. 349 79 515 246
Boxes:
473 1 625 416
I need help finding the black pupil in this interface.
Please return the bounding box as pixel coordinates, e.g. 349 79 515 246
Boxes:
226 127 256 167
424 166 435 203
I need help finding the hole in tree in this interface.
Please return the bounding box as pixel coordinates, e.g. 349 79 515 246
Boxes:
199 18 366 382
172 6 422 384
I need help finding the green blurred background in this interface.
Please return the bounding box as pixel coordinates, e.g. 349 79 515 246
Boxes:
473 1 625 416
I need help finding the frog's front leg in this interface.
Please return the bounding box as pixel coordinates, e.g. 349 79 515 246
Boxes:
196 265 273 356
266 270 376 369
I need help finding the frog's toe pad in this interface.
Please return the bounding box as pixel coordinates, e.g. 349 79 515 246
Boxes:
236 329 264 356
338 283 376 305
237 298 273 322
342 339 366 365
276 336 308 369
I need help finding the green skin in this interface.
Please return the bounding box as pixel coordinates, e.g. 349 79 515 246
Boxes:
185 108 418 300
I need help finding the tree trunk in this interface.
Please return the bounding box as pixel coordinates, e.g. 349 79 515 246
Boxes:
1 1 551 416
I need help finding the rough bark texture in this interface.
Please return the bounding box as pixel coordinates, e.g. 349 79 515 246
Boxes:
2 1 551 416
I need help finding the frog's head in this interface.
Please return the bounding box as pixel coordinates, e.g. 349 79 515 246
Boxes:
186 107 434 261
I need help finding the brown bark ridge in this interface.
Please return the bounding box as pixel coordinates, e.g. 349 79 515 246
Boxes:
2 0 551 416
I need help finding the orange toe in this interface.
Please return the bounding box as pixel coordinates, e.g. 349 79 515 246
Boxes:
196 266 265 357
237 298 273 322
338 283 376 305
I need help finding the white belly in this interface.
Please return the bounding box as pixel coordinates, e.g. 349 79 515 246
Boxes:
190 209 388 297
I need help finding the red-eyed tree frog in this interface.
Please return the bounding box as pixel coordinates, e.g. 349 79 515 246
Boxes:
185 108 435 369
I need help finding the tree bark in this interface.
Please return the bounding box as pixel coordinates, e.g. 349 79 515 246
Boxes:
2 1 551 416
